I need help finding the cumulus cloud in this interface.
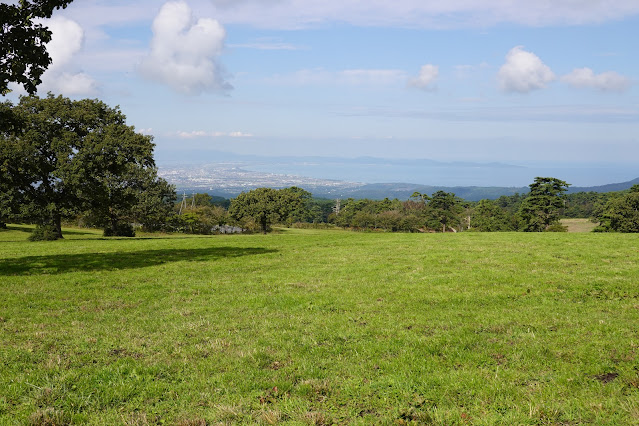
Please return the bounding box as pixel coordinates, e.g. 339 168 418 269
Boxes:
139 1 232 95
561 68 631 92
36 17 99 96
498 46 555 93
408 64 438 90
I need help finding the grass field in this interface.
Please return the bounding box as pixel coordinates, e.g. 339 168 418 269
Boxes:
1 225 638 425
560 219 599 233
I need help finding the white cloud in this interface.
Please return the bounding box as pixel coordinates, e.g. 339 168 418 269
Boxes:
229 131 254 137
408 64 438 90
498 46 555 93
139 1 231 95
36 16 99 96
46 17 84 69
561 68 631 92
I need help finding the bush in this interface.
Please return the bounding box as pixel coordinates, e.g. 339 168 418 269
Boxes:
28 224 60 241
103 223 135 237
544 223 568 232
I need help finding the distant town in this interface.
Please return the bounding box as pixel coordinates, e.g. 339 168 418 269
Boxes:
158 163 362 198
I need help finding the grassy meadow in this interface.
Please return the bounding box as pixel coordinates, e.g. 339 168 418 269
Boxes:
1 225 638 425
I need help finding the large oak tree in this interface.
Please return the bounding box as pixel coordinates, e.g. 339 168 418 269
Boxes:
0 94 174 238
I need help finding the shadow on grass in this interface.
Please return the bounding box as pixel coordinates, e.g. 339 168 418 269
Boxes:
4 225 34 234
0 246 277 276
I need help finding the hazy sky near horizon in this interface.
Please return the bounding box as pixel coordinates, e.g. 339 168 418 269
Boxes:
7 0 639 167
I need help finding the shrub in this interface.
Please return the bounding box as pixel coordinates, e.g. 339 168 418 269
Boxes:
103 223 135 237
544 223 568 232
28 224 60 241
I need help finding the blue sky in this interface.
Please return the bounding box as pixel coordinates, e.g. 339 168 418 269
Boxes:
7 0 639 180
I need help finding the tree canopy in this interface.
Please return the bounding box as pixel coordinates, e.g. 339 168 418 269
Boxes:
0 94 174 238
1 0 73 95
519 177 570 232
229 187 311 233
595 185 639 233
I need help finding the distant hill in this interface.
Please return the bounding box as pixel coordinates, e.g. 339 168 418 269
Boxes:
568 177 639 194
308 178 639 201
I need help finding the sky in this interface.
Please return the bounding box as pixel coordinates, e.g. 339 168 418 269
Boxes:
6 0 639 183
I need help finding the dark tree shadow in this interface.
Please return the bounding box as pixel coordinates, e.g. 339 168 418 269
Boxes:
4 225 34 234
0 247 277 276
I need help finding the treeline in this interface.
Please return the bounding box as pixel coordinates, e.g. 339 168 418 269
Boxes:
173 179 639 234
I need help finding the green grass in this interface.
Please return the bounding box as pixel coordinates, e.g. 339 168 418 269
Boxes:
1 225 638 425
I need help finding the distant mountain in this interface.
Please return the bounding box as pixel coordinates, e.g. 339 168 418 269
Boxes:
309 178 639 201
309 183 527 201
568 177 639 194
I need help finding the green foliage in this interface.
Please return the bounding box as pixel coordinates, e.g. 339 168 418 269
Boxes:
229 187 311 233
471 199 513 231
0 94 175 238
330 192 465 232
595 185 639 233
562 191 613 219
173 206 229 234
519 177 570 232
0 0 73 95
103 223 135 237
27 224 59 241
429 190 464 232
132 177 176 232
544 222 568 232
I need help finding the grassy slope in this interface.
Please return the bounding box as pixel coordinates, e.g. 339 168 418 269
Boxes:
1 225 638 424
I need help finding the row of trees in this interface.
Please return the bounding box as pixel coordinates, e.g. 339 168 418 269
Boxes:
174 177 578 234
159 178 639 234
327 178 571 232
0 94 175 239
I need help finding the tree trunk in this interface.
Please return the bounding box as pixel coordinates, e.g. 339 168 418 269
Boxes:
53 213 63 239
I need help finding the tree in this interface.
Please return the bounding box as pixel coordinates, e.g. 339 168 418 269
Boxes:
596 185 639 233
519 177 570 232
1 0 73 95
471 199 513 232
228 187 311 233
428 190 463 232
278 186 312 225
70 117 171 236
1 94 89 238
0 94 173 238
132 177 176 232
192 193 213 207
